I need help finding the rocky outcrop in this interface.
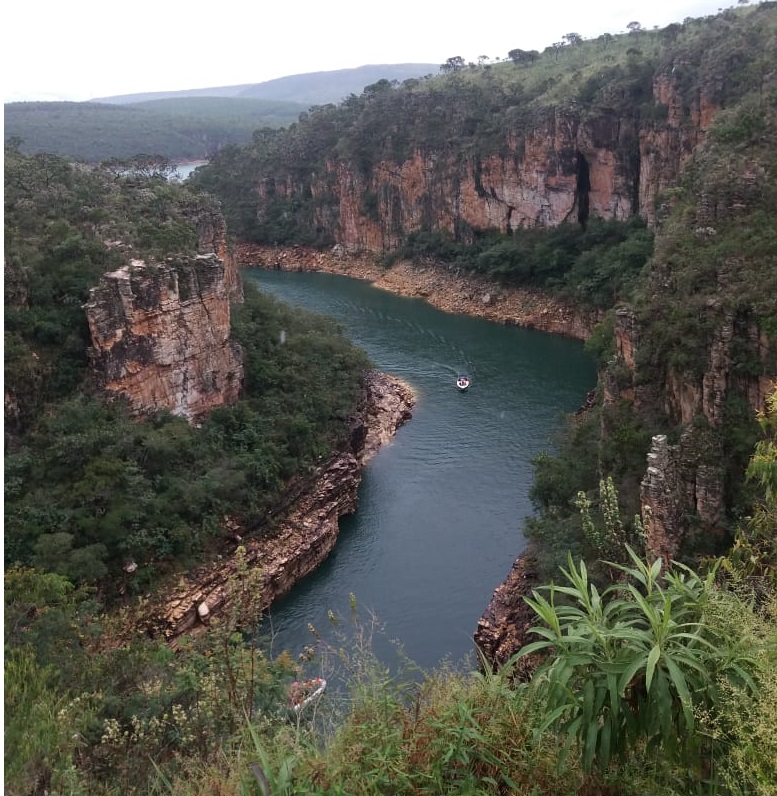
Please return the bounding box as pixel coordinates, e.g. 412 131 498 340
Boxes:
141 371 414 642
609 302 775 560
473 552 543 678
238 243 601 341
640 435 683 563
196 206 244 303
639 73 716 225
85 254 243 420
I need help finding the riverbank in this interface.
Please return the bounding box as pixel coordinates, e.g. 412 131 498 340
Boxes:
237 244 602 341
140 371 415 644
238 244 597 670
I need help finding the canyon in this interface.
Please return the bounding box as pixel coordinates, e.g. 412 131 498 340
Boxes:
235 244 774 669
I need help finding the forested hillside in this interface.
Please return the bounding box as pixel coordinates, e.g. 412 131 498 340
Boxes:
4 64 440 162
4 146 370 587
3 97 308 162
94 63 440 106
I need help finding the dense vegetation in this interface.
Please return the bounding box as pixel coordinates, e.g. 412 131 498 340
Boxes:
4 146 370 589
392 217 654 309
3 97 308 162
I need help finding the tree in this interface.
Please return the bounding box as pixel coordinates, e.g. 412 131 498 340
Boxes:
440 56 465 74
551 41 566 61
126 154 177 179
627 20 643 34
563 32 583 46
507 48 540 65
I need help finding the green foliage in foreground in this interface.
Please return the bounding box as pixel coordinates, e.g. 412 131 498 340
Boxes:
6 404 777 796
6 560 775 796
518 549 758 775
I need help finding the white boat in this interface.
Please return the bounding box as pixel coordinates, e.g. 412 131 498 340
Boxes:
456 374 471 391
290 677 326 713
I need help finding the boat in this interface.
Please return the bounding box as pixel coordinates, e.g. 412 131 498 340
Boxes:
289 677 327 713
456 374 471 391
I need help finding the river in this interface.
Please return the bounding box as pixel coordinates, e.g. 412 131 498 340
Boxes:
245 268 596 672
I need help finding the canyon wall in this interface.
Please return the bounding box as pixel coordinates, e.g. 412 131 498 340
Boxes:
256 73 714 253
85 253 243 420
612 307 774 564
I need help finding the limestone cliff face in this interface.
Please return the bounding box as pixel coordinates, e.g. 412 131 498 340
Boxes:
196 206 244 303
85 254 243 420
255 74 714 253
141 371 415 642
611 306 774 561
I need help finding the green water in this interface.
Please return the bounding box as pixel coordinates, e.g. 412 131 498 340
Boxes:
246 269 596 670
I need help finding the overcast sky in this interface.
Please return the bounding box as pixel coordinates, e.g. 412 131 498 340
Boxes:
5 0 736 102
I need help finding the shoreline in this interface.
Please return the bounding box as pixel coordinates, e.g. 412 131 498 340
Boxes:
139 371 415 644
237 243 602 341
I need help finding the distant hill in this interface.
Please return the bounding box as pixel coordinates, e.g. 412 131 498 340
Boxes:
3 97 310 162
5 64 439 163
92 64 440 106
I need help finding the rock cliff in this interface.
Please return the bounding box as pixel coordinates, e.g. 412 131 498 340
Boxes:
254 73 713 253
196 206 244 303
141 371 414 642
85 254 243 420
473 553 543 678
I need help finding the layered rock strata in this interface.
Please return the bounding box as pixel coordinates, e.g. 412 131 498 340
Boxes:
612 306 774 563
238 243 601 341
196 206 244 303
85 254 243 420
141 371 414 643
255 73 714 251
473 553 543 679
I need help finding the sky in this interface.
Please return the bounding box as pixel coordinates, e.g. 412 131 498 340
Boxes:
4 0 737 103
